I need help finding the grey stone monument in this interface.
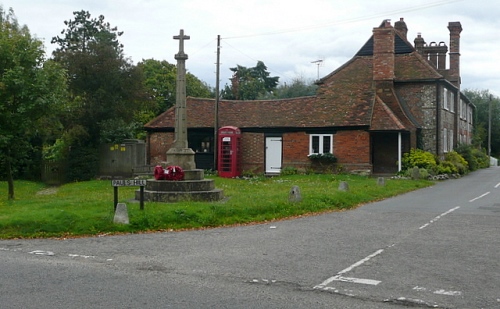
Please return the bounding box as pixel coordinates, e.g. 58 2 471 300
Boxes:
113 203 129 224
288 185 302 203
166 29 196 170
135 30 224 203
338 181 349 191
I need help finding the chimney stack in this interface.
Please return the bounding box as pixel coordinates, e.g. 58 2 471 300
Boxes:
373 20 395 83
394 18 408 39
414 33 425 54
448 21 462 87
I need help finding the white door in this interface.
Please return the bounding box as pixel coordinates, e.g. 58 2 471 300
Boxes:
265 137 282 174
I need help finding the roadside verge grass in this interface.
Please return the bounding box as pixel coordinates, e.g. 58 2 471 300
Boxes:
0 175 433 239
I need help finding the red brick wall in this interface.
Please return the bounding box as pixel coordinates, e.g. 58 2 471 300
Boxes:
241 132 264 173
334 131 371 167
148 132 174 165
148 130 373 173
283 132 309 167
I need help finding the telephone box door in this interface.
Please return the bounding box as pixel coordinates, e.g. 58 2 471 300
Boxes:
218 126 241 178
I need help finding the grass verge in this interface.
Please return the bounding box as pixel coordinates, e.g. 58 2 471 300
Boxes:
0 174 433 239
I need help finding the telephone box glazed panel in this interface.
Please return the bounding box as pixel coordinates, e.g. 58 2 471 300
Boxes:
218 126 241 178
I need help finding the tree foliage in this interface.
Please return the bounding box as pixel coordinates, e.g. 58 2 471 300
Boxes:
51 10 150 146
0 7 68 198
138 58 213 117
266 76 318 99
51 11 150 180
221 61 279 100
464 89 500 156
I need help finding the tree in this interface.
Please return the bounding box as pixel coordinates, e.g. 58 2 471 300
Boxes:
266 76 318 99
51 10 149 180
0 7 68 199
220 61 279 100
138 58 213 117
464 89 500 156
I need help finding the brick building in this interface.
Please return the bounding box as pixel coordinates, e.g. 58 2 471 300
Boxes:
145 18 474 175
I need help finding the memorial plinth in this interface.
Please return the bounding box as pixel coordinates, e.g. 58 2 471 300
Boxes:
135 170 223 202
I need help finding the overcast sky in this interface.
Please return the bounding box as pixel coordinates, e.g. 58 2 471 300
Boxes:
3 0 499 96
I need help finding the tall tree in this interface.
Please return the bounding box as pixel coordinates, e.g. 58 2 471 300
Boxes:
464 89 500 156
266 76 318 99
52 10 149 145
221 61 279 100
0 7 68 199
51 11 149 180
138 59 213 117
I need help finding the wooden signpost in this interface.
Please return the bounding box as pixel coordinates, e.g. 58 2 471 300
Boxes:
111 179 146 210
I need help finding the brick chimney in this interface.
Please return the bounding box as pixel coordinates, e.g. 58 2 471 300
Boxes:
394 18 408 40
373 20 395 83
414 33 425 55
448 21 462 87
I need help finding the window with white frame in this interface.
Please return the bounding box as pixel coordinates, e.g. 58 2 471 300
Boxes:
449 129 454 151
443 128 448 153
449 91 455 113
309 134 333 154
444 88 449 110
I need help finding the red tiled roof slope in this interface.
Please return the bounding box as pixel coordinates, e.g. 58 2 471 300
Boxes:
145 37 443 131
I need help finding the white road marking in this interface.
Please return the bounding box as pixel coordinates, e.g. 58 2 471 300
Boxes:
494 183 500 189
469 192 490 202
434 289 462 296
333 276 381 285
414 286 462 296
314 249 383 289
29 250 54 256
419 206 460 229
68 254 96 259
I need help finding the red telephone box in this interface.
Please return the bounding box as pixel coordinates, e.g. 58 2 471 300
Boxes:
218 126 241 178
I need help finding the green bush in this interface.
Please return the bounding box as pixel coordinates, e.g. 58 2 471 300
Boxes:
402 149 437 171
455 144 489 171
444 151 469 175
436 161 457 175
281 166 298 175
308 152 337 163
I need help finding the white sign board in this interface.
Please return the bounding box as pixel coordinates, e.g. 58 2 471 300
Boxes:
111 179 147 187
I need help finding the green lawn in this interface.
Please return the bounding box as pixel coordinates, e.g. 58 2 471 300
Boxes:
0 174 433 239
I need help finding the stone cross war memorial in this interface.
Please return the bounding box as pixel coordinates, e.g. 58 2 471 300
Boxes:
135 29 223 203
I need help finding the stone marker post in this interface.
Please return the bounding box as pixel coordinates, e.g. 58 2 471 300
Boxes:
166 29 196 170
288 185 302 203
114 203 129 224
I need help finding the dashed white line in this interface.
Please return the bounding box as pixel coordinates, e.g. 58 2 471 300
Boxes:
494 183 500 189
469 192 490 202
419 206 460 230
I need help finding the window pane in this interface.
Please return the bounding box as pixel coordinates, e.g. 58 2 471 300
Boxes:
312 136 319 153
322 136 331 153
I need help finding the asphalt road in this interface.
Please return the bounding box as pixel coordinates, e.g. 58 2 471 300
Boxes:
1 167 499 308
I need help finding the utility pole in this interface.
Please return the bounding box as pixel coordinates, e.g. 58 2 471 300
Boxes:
488 94 492 158
213 35 221 171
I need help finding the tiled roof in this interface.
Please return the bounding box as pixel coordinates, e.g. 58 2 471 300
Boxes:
146 24 443 132
370 96 406 131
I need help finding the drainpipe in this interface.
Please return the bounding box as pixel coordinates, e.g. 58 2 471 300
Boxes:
398 132 402 171
436 83 441 155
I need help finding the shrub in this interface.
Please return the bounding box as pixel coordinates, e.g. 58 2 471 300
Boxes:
281 166 298 175
402 149 437 171
436 161 457 175
455 144 489 171
444 151 469 175
308 152 337 163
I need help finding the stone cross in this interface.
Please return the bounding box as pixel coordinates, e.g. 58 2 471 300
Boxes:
172 29 190 148
166 29 196 170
